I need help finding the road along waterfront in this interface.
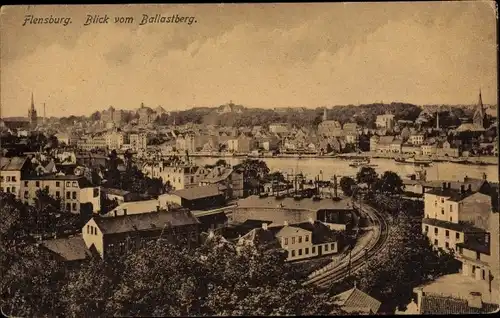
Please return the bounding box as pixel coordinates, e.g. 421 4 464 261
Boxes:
193 157 499 182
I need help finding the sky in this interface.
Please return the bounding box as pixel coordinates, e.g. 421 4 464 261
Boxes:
0 2 497 118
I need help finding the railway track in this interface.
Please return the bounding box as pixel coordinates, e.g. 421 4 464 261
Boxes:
304 203 390 289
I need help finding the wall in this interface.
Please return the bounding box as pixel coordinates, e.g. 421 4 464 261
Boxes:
80 187 101 213
0 170 21 198
423 223 464 251
82 218 104 257
459 193 491 230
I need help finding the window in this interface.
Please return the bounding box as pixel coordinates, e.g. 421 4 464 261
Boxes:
6 176 10 182
72 191 77 199
298 236 302 243
441 198 444 203
292 237 295 244
449 205 453 212
445 242 449 249
0 176 3 181
476 252 480 260
66 192 71 199
24 191 29 198
93 188 99 197
472 266 476 274
11 176 16 182
6 187 10 193
72 203 77 211
312 246 316 254
190 176 194 183
66 203 71 211
424 226 429 232
72 182 78 187
450 217 453 222
434 228 438 235
456 232 460 240
36 181 40 187
56 191 60 198
66 182 71 187
87 225 90 234
434 201 437 207
331 243 335 250
291 250 296 257
305 235 309 242
305 248 309 255
482 270 486 280
56 181 60 187
434 239 438 245
441 208 444 214
325 244 329 251
445 230 449 238
284 238 288 245
11 187 15 193
24 181 28 187
298 249 302 256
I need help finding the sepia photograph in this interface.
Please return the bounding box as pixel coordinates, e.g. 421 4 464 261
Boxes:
0 2 499 316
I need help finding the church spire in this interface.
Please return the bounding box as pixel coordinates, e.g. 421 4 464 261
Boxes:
478 89 483 107
31 92 35 110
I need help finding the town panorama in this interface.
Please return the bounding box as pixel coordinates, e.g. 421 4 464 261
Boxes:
0 3 499 317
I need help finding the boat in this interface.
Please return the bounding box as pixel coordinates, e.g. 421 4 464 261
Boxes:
395 157 432 166
450 158 469 164
349 158 371 168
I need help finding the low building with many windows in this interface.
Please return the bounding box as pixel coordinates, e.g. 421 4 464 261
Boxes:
82 209 200 259
237 219 339 261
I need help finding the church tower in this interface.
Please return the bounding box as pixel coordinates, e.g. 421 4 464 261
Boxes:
323 107 328 121
473 89 486 129
28 92 38 128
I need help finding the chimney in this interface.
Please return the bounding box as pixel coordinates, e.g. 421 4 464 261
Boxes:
467 292 483 309
460 185 465 194
284 220 289 226
416 288 424 314
447 182 451 189
262 223 268 230
308 217 314 225
442 182 446 191
467 184 472 192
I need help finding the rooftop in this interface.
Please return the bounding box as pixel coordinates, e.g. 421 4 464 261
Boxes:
94 209 200 235
170 184 225 201
0 156 27 171
420 293 498 314
333 286 381 314
237 195 352 211
425 188 477 202
40 235 91 261
24 174 94 188
102 187 132 197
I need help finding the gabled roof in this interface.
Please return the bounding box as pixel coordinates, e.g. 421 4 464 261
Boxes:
41 235 91 261
420 294 498 314
0 156 27 171
333 287 381 314
94 209 200 235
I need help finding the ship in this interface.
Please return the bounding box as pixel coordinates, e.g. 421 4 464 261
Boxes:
349 158 376 168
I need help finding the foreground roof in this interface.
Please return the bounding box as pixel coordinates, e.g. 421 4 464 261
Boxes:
0 156 27 171
41 235 91 261
94 210 200 235
333 287 381 314
420 294 498 314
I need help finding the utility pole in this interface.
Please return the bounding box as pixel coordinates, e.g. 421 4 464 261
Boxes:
348 249 352 277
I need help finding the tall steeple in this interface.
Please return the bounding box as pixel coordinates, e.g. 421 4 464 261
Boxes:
473 89 486 128
28 91 38 127
323 107 328 121
436 109 440 130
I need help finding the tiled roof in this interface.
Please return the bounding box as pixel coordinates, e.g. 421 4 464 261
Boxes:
23 175 94 188
41 236 91 261
425 188 476 202
95 210 199 235
333 287 381 314
420 294 498 314
0 156 27 171
424 179 488 193
171 184 224 200
422 218 486 233
103 188 131 196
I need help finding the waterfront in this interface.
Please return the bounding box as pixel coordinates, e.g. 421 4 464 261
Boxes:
193 157 499 183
